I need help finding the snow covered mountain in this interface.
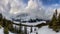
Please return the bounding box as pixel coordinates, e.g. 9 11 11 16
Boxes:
11 13 50 23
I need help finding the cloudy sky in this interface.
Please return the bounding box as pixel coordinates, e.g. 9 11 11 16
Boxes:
0 0 60 20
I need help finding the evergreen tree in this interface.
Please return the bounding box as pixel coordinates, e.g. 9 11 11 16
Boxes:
0 13 3 21
18 22 22 34
4 19 9 34
30 27 32 33
49 10 57 28
0 13 3 26
56 13 60 31
24 26 27 34
55 9 57 16
4 26 9 34
3 18 6 27
58 13 60 23
8 20 13 30
49 9 58 32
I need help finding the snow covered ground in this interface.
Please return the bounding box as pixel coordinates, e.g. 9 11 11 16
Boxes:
13 24 60 34
0 28 4 34
0 25 60 34
30 25 60 34
13 21 60 34
0 27 15 34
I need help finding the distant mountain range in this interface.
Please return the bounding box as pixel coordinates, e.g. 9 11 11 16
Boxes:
0 13 50 23
11 13 50 23
12 17 50 23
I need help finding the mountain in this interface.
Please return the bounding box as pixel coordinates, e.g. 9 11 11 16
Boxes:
0 13 50 23
12 16 50 23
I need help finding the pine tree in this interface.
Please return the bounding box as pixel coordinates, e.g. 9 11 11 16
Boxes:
8 21 13 30
30 27 32 33
56 13 60 31
24 26 27 34
49 10 57 28
49 9 58 32
52 9 59 32
4 27 9 34
55 9 57 16
18 22 22 34
4 19 9 34
0 13 3 21
0 13 3 26
58 13 60 23
3 18 6 27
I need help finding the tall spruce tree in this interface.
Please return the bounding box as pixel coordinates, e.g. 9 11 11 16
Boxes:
24 26 27 34
4 27 9 34
49 9 57 28
57 13 60 30
49 9 60 32
18 22 22 33
0 13 3 21
4 18 9 34
58 13 60 23
0 13 3 26
49 9 58 32
30 27 32 33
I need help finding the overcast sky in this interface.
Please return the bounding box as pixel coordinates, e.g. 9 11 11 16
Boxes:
0 0 60 20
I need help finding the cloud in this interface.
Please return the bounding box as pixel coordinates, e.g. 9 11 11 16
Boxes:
9 0 27 14
0 0 60 20
23 0 46 19
9 0 46 19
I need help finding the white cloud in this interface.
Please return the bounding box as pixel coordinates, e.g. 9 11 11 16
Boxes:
9 0 46 19
0 0 60 20
23 0 46 19
10 0 27 14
